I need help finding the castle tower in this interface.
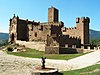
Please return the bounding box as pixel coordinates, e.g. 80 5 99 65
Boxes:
9 14 18 43
48 6 59 22
76 17 90 45
9 14 29 43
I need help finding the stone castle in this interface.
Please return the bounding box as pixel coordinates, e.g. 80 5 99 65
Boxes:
9 6 90 54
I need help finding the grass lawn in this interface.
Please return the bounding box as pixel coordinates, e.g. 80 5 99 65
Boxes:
62 64 100 75
7 48 86 60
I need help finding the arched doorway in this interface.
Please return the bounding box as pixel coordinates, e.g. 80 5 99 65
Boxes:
11 33 14 43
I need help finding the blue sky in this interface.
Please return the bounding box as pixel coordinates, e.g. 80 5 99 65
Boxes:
0 0 100 33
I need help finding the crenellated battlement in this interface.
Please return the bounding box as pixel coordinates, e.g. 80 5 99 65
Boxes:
61 16 90 45
69 36 81 40
76 17 90 23
66 27 76 30
62 27 76 33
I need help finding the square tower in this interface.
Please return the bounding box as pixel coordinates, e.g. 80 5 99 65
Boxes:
48 6 59 22
76 17 90 45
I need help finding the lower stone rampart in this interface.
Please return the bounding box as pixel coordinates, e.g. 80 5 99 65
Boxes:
16 40 45 51
45 46 78 54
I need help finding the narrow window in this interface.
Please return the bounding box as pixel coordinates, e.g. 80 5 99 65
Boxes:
35 32 37 37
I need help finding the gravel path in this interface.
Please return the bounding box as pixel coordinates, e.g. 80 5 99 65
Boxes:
0 51 34 75
0 50 100 75
66 50 100 70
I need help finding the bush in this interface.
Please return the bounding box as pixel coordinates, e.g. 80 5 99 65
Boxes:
7 46 13 51
15 43 19 46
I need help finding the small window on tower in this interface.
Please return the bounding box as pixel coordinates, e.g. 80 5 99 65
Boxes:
35 32 37 37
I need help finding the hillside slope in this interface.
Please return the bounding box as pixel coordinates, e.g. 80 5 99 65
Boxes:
0 33 9 46
0 33 9 40
90 29 100 39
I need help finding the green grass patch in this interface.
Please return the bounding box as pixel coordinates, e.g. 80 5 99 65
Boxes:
90 38 100 45
62 64 100 75
7 48 44 58
7 48 86 60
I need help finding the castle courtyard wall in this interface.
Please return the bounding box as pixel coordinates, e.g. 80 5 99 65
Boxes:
16 40 45 51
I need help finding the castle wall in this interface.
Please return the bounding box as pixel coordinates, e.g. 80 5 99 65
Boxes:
16 40 45 51
17 19 28 41
39 25 51 41
28 22 63 41
62 27 78 38
51 25 62 35
45 46 78 54
45 35 81 54
46 35 81 48
84 20 89 44
62 17 90 45
28 25 51 41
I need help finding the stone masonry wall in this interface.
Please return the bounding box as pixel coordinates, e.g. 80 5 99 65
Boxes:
16 40 45 51
62 27 78 38
45 46 78 54
62 17 90 45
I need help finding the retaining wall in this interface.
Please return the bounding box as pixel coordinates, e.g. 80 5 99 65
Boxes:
16 40 45 51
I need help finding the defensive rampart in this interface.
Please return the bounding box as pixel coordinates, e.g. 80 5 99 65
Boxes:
16 40 45 51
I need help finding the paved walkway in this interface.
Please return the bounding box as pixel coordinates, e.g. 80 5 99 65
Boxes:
0 50 100 74
45 50 100 71
67 50 100 69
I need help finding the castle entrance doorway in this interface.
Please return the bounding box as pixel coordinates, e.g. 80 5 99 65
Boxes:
11 33 14 43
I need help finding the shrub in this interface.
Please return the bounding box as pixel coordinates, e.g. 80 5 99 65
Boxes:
16 43 19 46
7 46 13 51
